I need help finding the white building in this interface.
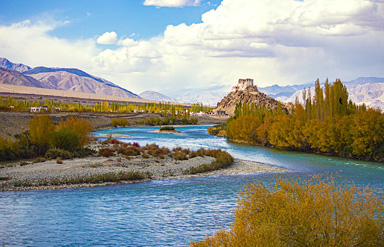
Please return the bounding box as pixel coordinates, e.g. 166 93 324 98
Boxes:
231 78 254 92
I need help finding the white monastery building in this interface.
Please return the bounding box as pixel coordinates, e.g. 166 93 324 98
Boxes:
231 78 254 92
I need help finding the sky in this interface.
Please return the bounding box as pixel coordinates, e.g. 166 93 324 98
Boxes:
0 0 383 94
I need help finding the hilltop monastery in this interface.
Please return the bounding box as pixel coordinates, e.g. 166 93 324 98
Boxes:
231 78 256 92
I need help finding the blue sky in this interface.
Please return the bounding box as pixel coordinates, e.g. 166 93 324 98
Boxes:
0 0 383 94
0 0 221 40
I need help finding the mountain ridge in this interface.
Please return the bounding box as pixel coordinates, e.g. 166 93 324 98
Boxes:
139 91 178 103
0 58 31 73
0 58 140 99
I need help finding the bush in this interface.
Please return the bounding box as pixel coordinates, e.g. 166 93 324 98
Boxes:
50 128 79 152
72 147 95 158
132 142 140 147
160 126 175 131
99 148 113 157
141 152 150 159
33 157 46 163
174 151 188 160
117 146 140 156
188 150 233 174
111 118 129 127
191 175 384 246
45 149 73 160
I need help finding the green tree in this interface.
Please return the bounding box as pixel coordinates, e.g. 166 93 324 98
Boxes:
50 128 79 151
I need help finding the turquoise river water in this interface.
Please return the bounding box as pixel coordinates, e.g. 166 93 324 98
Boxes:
1 125 384 246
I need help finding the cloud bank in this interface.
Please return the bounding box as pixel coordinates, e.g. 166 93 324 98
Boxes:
1 0 383 94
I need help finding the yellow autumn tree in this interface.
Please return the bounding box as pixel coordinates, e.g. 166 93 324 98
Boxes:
29 114 56 154
191 175 384 247
58 116 93 147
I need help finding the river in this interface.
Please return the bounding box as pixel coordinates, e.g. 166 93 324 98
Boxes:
1 125 383 246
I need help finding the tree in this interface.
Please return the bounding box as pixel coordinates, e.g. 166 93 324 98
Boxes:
58 116 93 147
50 128 79 151
191 175 384 246
29 114 56 154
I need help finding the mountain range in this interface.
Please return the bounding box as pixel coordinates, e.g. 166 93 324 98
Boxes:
0 58 139 99
1 58 383 109
139 91 178 103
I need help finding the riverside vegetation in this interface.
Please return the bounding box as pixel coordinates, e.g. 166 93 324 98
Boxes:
191 175 384 246
0 115 94 161
223 79 384 162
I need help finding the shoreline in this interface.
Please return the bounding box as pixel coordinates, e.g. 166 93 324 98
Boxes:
0 156 287 192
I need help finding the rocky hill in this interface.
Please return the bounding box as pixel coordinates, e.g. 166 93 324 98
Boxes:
0 58 140 99
215 85 289 116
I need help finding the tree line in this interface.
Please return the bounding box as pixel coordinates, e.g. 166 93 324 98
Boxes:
0 97 213 114
225 79 384 162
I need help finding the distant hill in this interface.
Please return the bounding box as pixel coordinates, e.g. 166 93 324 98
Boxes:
0 58 140 99
0 58 31 73
165 85 231 106
259 83 314 98
139 91 178 103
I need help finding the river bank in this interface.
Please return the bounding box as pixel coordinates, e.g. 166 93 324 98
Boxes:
0 154 287 191
0 111 226 139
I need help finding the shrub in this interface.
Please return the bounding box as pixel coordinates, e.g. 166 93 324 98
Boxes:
141 152 150 159
191 175 384 246
132 142 140 147
189 151 198 158
174 151 188 160
72 147 95 158
99 148 113 157
110 139 120 144
160 126 175 131
33 157 46 163
118 146 140 156
50 128 79 151
188 150 233 174
45 149 73 160
111 118 129 127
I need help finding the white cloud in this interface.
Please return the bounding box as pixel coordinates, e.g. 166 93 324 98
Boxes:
1 0 384 95
96 31 118 45
93 0 384 92
143 0 200 7
117 38 139 46
0 20 98 70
